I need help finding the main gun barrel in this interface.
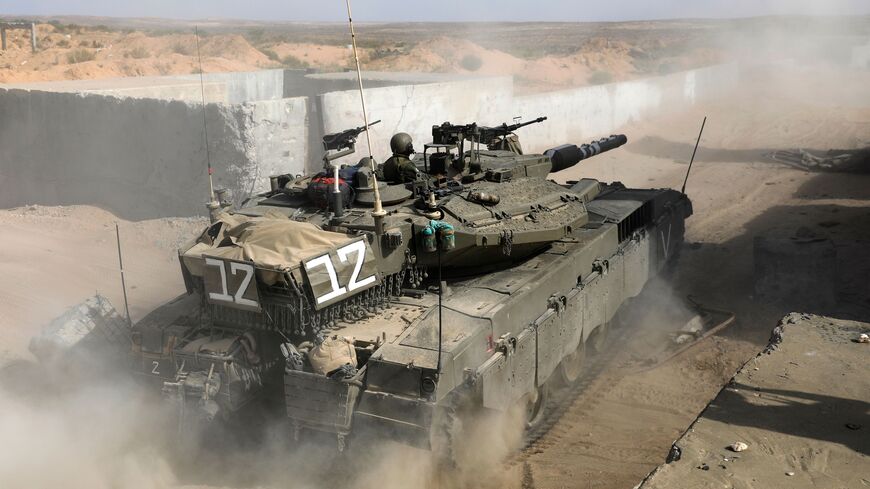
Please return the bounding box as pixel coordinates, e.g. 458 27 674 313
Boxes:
546 134 627 173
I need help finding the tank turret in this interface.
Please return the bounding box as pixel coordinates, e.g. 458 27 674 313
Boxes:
425 118 626 181
371 122 629 268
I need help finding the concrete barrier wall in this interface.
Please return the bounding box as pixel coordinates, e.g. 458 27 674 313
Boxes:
516 64 738 151
2 69 288 104
244 97 309 184
0 88 307 219
0 65 737 220
320 64 738 161
179 69 285 104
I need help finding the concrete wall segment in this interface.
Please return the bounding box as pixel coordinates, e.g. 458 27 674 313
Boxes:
0 64 737 219
242 97 309 190
0 87 308 219
178 69 285 103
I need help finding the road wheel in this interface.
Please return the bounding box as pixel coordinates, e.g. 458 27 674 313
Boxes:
521 383 549 432
589 321 609 354
557 340 587 385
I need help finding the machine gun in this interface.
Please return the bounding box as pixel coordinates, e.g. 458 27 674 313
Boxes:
322 119 381 160
318 120 380 219
431 122 478 146
431 117 547 156
431 117 546 146
477 116 547 145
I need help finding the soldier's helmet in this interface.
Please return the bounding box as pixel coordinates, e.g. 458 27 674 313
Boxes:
390 132 415 156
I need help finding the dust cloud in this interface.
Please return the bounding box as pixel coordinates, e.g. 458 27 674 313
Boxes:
0 352 529 489
606 274 734 380
0 362 177 489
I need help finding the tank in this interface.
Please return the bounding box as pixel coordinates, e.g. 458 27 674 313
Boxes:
120 117 692 456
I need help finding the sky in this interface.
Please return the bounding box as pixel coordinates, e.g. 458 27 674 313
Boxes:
3 0 870 23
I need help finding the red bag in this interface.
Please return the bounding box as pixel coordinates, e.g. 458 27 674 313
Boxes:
307 174 353 209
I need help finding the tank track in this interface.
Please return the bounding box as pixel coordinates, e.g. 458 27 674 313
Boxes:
517 300 736 458
519 320 630 453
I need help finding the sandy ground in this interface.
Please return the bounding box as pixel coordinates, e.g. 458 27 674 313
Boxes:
638 313 870 489
0 60 867 488
0 205 206 364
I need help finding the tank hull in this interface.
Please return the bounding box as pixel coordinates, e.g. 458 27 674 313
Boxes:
288 185 691 449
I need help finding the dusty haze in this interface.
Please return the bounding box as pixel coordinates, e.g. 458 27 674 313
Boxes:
0 13 868 489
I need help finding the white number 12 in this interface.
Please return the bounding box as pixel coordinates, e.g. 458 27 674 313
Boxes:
305 240 376 305
205 258 258 307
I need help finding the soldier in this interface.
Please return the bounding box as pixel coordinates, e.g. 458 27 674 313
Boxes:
382 132 419 183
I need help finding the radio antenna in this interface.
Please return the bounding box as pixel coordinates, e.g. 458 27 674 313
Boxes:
681 116 706 194
195 26 219 219
345 0 385 220
437 246 443 374
115 223 132 327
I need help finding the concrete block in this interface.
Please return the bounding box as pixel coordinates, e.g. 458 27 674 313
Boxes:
239 97 309 190
0 87 307 219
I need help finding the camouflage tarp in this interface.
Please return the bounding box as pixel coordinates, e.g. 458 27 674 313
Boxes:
181 213 351 285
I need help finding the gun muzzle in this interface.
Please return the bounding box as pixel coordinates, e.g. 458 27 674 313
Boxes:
546 134 627 173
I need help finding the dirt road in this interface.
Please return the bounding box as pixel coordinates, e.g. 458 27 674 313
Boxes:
0 205 205 364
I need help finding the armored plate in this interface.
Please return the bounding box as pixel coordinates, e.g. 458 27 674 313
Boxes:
400 306 490 352
442 178 588 235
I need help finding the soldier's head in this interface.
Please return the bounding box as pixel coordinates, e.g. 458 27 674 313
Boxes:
390 132 415 156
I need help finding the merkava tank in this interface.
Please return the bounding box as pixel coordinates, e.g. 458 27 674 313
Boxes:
122 116 692 455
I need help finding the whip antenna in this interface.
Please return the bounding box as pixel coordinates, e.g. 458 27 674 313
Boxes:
195 26 219 218
345 0 385 217
437 246 443 374
681 116 706 194
115 223 132 328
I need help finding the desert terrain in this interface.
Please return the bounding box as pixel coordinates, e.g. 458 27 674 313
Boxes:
0 14 869 489
6 16 864 92
0 19 714 93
